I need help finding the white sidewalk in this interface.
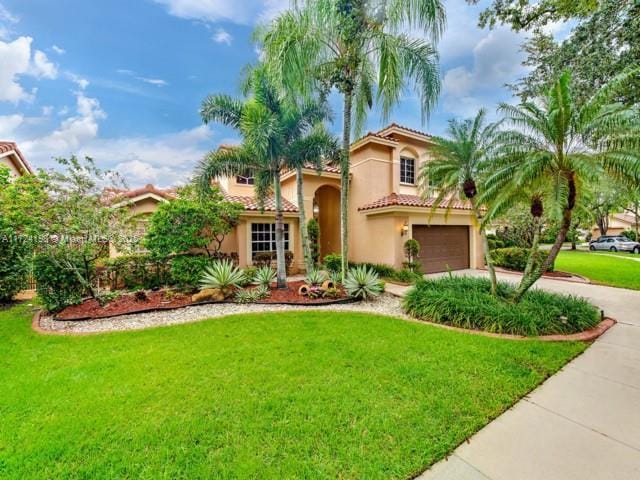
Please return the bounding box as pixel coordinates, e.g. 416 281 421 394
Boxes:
416 270 640 480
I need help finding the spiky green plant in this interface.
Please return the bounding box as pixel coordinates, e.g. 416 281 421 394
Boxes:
200 260 245 296
261 0 445 281
254 284 270 300
253 266 276 288
343 265 383 300
305 267 327 286
328 269 342 287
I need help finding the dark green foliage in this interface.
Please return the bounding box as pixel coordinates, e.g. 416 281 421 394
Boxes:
403 276 599 336
0 239 30 303
623 230 637 241
170 255 210 290
323 253 343 273
34 250 88 312
307 218 320 264
487 238 505 250
392 269 423 284
404 239 420 262
492 247 553 272
103 254 171 290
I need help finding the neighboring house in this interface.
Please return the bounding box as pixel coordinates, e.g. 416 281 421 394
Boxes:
102 184 177 256
0 142 33 178
103 124 485 274
591 212 639 239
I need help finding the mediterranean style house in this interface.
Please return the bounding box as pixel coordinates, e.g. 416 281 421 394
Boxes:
0 142 32 178
210 123 484 274
590 212 639 239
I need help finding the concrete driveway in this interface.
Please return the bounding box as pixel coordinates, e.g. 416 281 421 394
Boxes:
417 270 640 480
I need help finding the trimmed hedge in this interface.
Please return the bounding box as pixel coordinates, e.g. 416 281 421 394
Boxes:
403 276 599 336
34 251 88 312
492 247 553 272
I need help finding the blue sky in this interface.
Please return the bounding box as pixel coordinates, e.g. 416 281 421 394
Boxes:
0 0 569 187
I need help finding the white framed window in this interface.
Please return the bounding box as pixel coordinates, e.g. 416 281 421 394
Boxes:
251 223 289 256
236 171 255 185
400 156 416 184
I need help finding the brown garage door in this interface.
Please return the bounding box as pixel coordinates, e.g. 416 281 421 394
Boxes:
412 225 470 273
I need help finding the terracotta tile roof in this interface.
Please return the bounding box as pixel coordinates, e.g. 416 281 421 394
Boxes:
351 131 400 146
377 123 433 139
0 141 33 174
358 193 473 212
102 184 177 205
223 191 299 213
302 162 341 174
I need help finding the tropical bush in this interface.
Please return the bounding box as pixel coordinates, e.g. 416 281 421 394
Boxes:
103 254 171 290
392 269 423 284
403 239 420 272
253 266 275 287
33 250 88 312
0 240 30 304
343 266 384 300
200 260 245 296
171 254 210 290
307 218 320 265
323 254 342 273
403 276 599 336
306 267 327 286
492 247 553 272
623 230 638 241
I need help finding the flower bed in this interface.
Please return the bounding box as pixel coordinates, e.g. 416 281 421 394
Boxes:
53 281 352 321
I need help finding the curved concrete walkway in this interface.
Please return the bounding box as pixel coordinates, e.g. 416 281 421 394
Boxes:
412 270 640 480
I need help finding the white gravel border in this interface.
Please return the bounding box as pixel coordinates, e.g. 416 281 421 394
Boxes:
38 293 407 334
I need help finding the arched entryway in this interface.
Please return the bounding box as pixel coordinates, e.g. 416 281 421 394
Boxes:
313 185 341 260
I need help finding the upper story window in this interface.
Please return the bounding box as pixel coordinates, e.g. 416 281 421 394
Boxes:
400 156 416 185
236 172 255 185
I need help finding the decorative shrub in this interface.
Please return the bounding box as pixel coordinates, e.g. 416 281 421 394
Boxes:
254 285 270 299
403 276 599 336
103 254 171 290
171 254 210 290
241 266 258 287
33 250 88 312
343 265 384 300
253 251 295 273
328 270 342 286
253 266 275 287
306 267 327 286
200 260 245 297
392 269 423 284
307 218 320 265
0 240 30 304
323 253 342 273
487 238 505 250
356 263 396 278
492 247 553 272
623 229 638 241
403 239 420 272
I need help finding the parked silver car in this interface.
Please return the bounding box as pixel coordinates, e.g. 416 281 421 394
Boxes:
589 235 640 253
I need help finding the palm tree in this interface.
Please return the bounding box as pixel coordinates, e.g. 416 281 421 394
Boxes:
488 69 640 300
418 109 501 296
197 67 337 288
261 0 444 279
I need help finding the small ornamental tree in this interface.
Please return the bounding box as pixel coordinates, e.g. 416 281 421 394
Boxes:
403 239 420 273
144 185 242 258
307 218 320 266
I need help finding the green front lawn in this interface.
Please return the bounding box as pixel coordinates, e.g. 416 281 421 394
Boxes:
1 304 585 479
555 250 640 290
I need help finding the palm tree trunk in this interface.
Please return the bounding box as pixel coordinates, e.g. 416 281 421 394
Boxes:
471 200 497 297
296 166 314 273
273 172 287 289
519 216 541 288
514 175 575 301
340 92 353 282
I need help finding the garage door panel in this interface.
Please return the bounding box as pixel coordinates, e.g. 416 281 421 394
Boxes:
412 225 469 273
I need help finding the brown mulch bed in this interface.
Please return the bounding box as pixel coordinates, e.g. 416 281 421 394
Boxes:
542 270 573 278
54 280 349 320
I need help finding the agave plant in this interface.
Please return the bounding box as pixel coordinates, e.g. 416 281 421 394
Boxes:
344 266 383 300
254 284 270 300
200 260 245 297
253 266 276 288
306 267 327 286
234 289 259 304
328 270 342 287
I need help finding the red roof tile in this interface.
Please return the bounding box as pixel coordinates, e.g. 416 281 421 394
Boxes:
302 162 341 174
358 193 473 212
0 141 33 174
377 123 433 139
102 184 177 205
223 191 299 213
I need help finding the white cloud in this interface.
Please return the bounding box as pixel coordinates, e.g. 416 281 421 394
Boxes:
51 44 65 55
212 28 232 45
41 105 54 116
153 0 289 25
0 36 58 103
116 68 134 75
136 77 168 87
66 72 89 89
0 2 17 39
0 113 24 138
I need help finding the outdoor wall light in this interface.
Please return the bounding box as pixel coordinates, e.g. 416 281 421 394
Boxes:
401 221 409 236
